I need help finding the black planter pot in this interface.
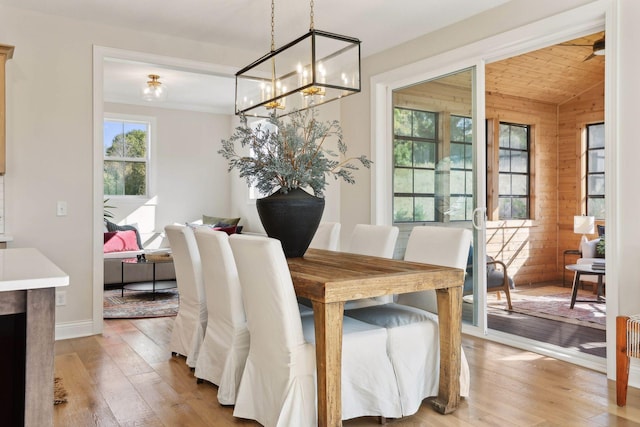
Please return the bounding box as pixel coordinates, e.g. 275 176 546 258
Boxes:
256 188 325 258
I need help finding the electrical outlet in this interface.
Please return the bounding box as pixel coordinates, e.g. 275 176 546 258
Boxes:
55 291 67 306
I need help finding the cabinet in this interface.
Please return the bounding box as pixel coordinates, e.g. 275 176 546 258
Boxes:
0 44 14 175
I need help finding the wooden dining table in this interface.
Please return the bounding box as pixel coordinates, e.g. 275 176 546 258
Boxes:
287 248 465 427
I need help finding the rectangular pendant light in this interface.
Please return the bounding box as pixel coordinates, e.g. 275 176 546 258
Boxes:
235 29 361 118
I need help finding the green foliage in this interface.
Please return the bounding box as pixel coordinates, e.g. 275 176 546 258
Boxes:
596 235 605 257
104 129 147 196
103 198 116 220
219 109 372 198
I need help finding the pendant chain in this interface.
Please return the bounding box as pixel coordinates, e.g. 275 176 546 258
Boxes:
270 0 275 52
309 0 314 30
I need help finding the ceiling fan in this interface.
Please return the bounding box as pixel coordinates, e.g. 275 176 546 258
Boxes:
561 37 605 61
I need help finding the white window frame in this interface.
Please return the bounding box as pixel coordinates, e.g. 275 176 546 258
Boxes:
103 113 155 199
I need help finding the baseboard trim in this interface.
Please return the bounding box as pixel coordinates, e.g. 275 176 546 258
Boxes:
55 320 95 341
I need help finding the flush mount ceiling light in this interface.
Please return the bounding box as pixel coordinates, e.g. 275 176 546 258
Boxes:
141 74 168 102
235 0 361 118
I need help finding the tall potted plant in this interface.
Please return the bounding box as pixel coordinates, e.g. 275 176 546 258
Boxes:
219 108 371 257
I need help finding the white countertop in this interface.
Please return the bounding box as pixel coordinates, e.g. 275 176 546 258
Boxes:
0 248 69 291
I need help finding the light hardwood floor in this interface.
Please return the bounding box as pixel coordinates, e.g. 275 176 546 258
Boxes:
54 317 640 426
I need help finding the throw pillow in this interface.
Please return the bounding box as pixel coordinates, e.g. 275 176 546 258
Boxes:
104 230 141 253
202 215 241 226
104 231 117 244
104 220 144 249
213 225 237 235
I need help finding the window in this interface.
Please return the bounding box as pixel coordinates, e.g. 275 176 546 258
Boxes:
498 122 529 219
586 122 605 219
449 115 473 221
103 117 150 197
393 107 437 222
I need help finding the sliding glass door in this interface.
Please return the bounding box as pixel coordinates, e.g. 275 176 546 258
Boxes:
391 67 487 328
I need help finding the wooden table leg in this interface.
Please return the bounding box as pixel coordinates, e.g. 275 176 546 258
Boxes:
431 285 462 414
311 300 344 427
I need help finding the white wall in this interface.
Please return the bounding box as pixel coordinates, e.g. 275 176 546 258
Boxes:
0 4 257 330
104 103 233 247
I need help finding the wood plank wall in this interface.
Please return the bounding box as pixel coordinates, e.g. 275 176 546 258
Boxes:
557 83 605 263
485 93 559 285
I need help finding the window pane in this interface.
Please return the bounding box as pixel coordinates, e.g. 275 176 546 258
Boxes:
588 174 605 196
499 124 510 148
104 120 124 157
413 141 435 168
450 116 465 141
450 143 465 168
588 123 605 149
511 197 528 218
450 170 466 194
465 196 473 220
394 168 413 193
394 109 412 136
448 196 467 221
588 149 605 173
125 162 147 195
499 174 511 194
498 149 510 172
414 197 434 221
413 111 435 138
123 124 147 158
588 198 605 220
104 161 125 195
466 171 472 191
464 144 472 168
511 175 528 196
394 197 413 222
511 151 528 173
414 169 434 194
394 139 412 167
510 126 527 149
499 198 511 218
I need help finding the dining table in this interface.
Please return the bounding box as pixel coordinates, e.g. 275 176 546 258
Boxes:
287 248 465 427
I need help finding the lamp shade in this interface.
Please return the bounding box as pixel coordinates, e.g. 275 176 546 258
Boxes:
574 215 595 235
235 29 361 118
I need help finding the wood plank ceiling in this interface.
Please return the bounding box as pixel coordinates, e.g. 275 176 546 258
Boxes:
485 31 605 105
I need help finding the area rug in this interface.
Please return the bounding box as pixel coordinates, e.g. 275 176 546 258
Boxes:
54 377 67 405
487 290 606 330
103 287 178 319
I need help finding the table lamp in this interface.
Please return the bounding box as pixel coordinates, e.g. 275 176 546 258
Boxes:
574 215 595 238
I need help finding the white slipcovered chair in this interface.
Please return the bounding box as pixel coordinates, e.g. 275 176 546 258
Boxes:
308 221 341 251
164 225 207 368
344 224 399 308
346 226 472 416
229 234 403 426
347 223 398 258
193 228 249 405
396 226 472 313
